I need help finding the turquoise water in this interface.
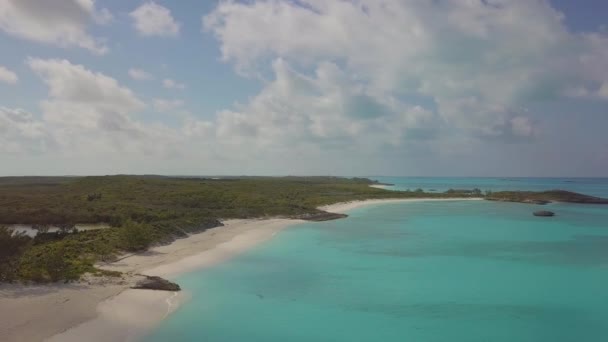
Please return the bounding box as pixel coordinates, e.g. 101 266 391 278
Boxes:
372 176 608 198
146 179 608 342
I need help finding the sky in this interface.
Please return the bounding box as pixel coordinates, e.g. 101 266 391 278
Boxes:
0 0 607 177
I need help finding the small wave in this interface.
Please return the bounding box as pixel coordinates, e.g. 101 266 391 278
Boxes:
164 292 180 318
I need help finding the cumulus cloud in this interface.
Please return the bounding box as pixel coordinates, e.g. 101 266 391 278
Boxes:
0 65 17 84
130 2 180 37
162 78 186 89
0 0 110 54
0 107 51 154
92 7 112 25
204 0 608 145
4 1 608 175
600 83 608 99
20 58 186 162
27 58 150 148
129 68 154 81
211 59 439 153
153 98 183 112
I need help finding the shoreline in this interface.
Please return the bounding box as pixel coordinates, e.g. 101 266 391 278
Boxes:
369 184 392 190
3 197 480 342
369 184 392 189
319 197 483 213
47 218 307 342
1 218 303 342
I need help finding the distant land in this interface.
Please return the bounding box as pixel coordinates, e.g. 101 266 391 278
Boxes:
1 175 607 284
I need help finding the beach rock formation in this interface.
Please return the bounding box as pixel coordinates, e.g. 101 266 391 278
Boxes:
296 211 348 221
533 211 555 217
132 275 181 291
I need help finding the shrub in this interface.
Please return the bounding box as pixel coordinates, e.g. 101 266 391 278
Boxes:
44 244 71 282
120 220 153 252
0 226 32 281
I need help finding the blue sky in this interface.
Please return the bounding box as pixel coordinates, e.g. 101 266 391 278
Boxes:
0 0 607 176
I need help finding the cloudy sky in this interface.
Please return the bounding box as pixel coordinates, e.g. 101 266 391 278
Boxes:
1 0 607 177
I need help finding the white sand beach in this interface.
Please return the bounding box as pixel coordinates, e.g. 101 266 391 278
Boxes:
369 184 392 189
0 219 302 342
320 197 483 214
1 198 482 342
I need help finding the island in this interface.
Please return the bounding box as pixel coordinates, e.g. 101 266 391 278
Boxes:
485 190 608 204
2 177 607 286
2 176 608 342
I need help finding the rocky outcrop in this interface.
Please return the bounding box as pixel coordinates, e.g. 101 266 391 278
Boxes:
132 275 181 291
533 211 555 217
295 211 348 221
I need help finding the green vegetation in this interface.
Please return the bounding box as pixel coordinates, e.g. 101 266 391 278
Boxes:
446 188 482 196
2 176 606 283
1 175 477 283
120 220 153 252
486 190 608 204
0 226 32 282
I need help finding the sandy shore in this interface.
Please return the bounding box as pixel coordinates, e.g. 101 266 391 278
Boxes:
1 197 483 342
0 218 302 342
320 197 483 213
0 282 126 342
369 184 392 189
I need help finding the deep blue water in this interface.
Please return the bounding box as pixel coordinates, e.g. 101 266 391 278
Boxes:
146 178 608 342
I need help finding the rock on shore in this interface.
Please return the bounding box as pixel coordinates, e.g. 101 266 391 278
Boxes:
533 211 555 217
296 211 348 221
131 275 181 291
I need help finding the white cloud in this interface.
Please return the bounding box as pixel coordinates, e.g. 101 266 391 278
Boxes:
153 98 183 112
510 116 536 138
23 58 185 160
0 107 51 153
565 82 608 100
204 0 608 144
129 68 154 81
163 78 185 89
93 7 113 25
0 0 110 54
130 2 180 37
4 1 608 176
599 83 608 99
27 58 145 130
210 59 439 153
0 65 17 84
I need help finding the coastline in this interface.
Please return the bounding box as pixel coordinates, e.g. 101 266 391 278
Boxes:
369 184 392 190
1 218 302 342
319 197 483 214
47 218 306 342
2 197 481 342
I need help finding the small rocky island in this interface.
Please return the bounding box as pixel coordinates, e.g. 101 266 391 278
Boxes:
533 211 555 217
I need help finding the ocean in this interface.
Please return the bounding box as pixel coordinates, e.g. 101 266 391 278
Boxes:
145 178 608 342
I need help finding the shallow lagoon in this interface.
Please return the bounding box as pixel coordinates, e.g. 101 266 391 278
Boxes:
146 198 608 342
